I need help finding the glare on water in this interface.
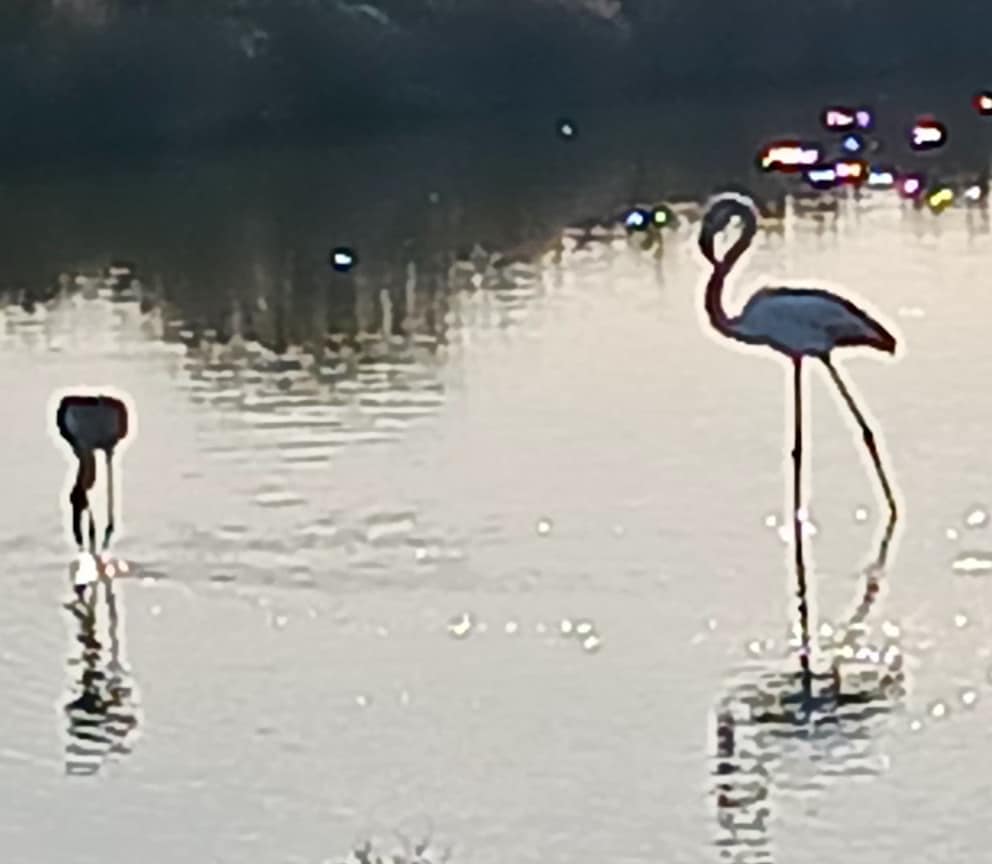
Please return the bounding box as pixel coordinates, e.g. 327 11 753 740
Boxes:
2 121 992 864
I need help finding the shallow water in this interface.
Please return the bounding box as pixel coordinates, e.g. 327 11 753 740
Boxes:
3 112 992 863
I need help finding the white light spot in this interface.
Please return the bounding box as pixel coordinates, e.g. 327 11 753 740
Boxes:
330 247 356 272
150 604 162 617
953 554 992 573
882 620 901 639
706 618 718 631
855 508 868 522
946 528 960 541
73 553 99 588
764 513 778 528
581 634 602 653
929 701 948 719
559 618 574 636
575 620 594 637
761 143 820 169
505 620 519 635
355 694 370 708
960 688 978 708
273 614 288 629
954 613 969 629
966 508 988 528
824 108 855 128
911 122 946 148
747 640 763 656
819 622 834 638
909 719 923 732
447 612 474 639
897 306 926 319
868 169 895 188
856 646 880 663
536 517 553 536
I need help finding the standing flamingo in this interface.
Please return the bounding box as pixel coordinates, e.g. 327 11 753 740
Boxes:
56 394 129 557
698 192 898 687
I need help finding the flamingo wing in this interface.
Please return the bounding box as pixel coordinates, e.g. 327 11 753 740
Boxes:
736 287 896 356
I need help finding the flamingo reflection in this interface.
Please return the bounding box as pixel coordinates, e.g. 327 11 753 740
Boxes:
711 508 902 862
64 557 140 777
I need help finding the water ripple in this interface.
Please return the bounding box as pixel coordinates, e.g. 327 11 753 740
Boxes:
952 552 992 575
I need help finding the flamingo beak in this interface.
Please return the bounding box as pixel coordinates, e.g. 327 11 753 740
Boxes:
700 207 729 263
698 230 716 263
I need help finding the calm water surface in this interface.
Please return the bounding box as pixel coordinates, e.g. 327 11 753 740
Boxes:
3 104 992 863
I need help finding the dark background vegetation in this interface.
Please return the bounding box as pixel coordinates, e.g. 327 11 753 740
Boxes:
1 0 987 162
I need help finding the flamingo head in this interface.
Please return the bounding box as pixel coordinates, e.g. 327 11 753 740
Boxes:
699 191 759 266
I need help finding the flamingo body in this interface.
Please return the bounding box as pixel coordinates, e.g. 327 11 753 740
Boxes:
732 287 896 357
57 395 128 453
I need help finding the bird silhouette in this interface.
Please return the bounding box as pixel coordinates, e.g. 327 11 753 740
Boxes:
699 191 898 689
56 395 129 560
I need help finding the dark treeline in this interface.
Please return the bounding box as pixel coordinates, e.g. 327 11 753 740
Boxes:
0 0 988 163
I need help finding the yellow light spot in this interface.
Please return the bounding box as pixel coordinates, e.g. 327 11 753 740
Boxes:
928 187 954 210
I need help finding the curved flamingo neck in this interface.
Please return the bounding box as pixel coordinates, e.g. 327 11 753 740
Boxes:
705 236 750 339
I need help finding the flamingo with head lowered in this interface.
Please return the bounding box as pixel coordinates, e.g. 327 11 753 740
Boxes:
698 191 899 688
56 394 129 557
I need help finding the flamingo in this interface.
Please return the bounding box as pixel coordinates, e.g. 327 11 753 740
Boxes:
698 191 898 688
56 395 129 560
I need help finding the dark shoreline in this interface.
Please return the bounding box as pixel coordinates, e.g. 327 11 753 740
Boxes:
1 1 990 170
3 70 987 182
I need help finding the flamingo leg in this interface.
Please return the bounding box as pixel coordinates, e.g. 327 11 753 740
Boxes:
70 449 98 553
87 509 96 554
103 450 115 551
69 482 86 550
70 461 91 552
821 357 898 520
792 357 812 694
